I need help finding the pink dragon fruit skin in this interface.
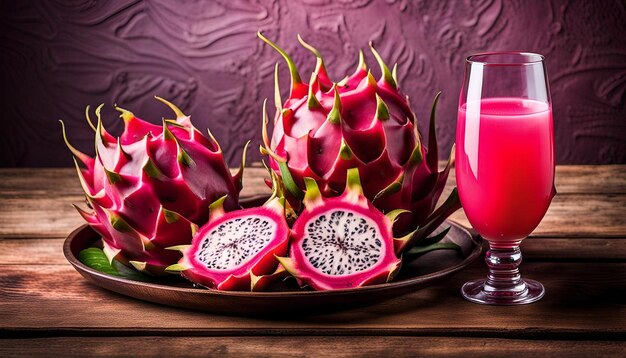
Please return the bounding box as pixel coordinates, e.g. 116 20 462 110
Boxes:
62 97 246 274
258 33 460 242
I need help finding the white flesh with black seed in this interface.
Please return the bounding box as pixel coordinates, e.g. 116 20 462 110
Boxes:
196 215 276 270
301 209 383 275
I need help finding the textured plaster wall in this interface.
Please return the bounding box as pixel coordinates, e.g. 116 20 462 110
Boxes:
0 0 624 166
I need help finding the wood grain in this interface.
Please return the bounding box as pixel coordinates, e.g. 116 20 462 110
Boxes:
1 166 624 238
0 337 624 357
0 165 624 353
0 263 623 336
2 165 623 195
1 237 625 266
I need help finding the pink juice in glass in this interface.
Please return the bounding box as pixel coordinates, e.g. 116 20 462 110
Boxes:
456 97 554 246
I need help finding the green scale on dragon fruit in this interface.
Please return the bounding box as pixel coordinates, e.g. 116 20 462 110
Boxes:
258 32 461 246
61 97 248 274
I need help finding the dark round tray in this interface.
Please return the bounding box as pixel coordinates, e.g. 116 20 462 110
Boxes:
64 215 482 316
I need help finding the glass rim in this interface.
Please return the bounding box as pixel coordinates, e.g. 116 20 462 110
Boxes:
466 51 545 66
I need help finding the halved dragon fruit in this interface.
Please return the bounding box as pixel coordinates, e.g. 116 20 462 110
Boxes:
166 186 290 291
258 33 460 244
276 168 406 290
62 97 245 274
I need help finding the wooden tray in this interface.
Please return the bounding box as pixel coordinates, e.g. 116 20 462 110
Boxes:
64 217 482 316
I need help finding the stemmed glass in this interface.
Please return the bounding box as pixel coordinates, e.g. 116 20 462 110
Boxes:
456 52 555 305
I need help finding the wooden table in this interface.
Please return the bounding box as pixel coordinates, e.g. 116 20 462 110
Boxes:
0 165 624 356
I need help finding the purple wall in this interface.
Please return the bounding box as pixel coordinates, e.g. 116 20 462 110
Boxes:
1 0 624 167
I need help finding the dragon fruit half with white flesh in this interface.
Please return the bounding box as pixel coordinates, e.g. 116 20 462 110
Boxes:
165 175 290 291
62 97 247 274
277 168 405 290
258 33 460 243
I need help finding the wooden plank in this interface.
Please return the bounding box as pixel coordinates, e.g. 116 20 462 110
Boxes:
521 238 626 261
1 166 624 239
444 165 626 195
446 194 626 238
553 165 626 194
1 237 625 266
2 165 625 196
0 337 624 357
0 263 623 336
2 191 622 239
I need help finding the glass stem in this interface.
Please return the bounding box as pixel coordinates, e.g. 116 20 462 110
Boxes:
483 242 528 296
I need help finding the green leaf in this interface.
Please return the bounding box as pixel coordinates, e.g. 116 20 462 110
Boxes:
78 247 151 282
404 242 462 262
79 248 118 275
422 226 451 246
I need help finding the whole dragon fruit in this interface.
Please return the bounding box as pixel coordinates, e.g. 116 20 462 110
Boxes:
62 97 246 274
258 33 460 244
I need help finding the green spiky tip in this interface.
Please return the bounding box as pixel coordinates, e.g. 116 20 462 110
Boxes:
260 99 287 163
72 157 93 198
258 31 302 85
336 76 349 87
84 105 97 132
274 255 297 278
233 139 250 193
178 146 195 167
103 167 122 184
373 174 404 202
274 63 282 111
357 49 366 71
59 120 89 162
164 263 188 273
367 70 377 87
369 42 397 88
307 72 321 110
394 227 418 254
155 96 186 119
339 139 353 160
162 207 180 224
109 213 132 232
94 103 105 124
303 177 322 205
297 34 326 74
129 261 149 272
427 91 442 171
385 209 410 223
205 128 222 153
162 120 176 140
392 63 398 85
116 137 130 159
210 194 227 210
386 261 402 282
409 143 424 165
328 86 342 125
375 94 390 121
166 245 191 252
297 34 323 60
345 168 363 195
115 106 134 123
143 158 164 180
279 161 304 200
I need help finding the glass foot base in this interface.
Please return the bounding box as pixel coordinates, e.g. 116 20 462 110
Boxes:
461 278 545 305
